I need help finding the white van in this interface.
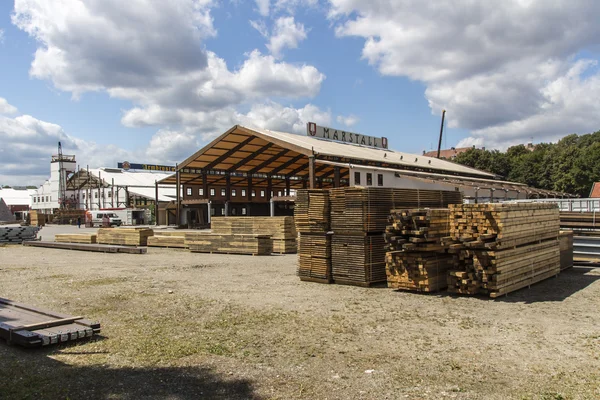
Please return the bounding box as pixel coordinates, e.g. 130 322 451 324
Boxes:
91 212 122 227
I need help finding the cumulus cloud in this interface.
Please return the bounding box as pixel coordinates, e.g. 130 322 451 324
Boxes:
250 19 269 38
0 29 4 43
336 114 358 127
240 102 331 134
0 98 18 115
267 17 308 58
330 0 600 148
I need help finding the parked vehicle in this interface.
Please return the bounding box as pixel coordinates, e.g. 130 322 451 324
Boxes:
90 212 122 227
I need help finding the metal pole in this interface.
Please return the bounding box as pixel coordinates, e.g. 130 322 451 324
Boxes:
111 178 115 208
436 109 446 159
176 163 180 226
270 198 275 217
155 180 159 226
308 156 316 189
207 201 211 224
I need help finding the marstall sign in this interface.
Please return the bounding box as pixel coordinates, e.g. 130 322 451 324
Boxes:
307 122 388 149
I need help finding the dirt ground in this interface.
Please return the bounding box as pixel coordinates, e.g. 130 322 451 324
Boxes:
1 227 600 399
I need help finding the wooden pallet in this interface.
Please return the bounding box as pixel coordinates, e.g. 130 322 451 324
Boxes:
55 233 97 244
386 251 453 292
97 227 154 246
23 241 147 254
187 234 272 255
0 297 100 347
212 216 297 253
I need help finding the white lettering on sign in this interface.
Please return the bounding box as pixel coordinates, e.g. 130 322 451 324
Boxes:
306 122 388 149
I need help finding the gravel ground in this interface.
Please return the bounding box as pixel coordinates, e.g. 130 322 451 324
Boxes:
1 227 600 399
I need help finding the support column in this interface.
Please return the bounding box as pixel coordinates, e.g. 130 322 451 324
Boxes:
308 156 316 189
111 178 115 208
176 164 181 226
285 178 291 196
270 199 275 217
225 201 229 216
155 180 159 226
267 176 273 202
333 167 341 188
202 170 208 198
302 179 307 189
207 201 212 224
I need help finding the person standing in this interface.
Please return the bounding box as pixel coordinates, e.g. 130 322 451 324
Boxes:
77 216 81 229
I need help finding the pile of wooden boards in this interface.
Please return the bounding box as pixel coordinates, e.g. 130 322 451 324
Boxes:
295 190 332 283
97 227 154 246
559 231 573 270
0 226 39 243
385 209 454 292
211 216 297 253
147 231 187 248
55 233 97 244
187 234 272 255
560 211 599 230
0 297 100 347
330 188 463 287
445 203 561 297
29 210 46 227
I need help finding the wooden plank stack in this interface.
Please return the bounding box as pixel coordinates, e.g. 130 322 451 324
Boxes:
332 234 386 286
445 203 561 297
187 234 272 255
385 209 453 292
97 227 154 246
295 189 332 283
558 230 573 270
211 216 297 253
560 212 600 230
55 234 97 244
147 234 187 248
29 211 46 227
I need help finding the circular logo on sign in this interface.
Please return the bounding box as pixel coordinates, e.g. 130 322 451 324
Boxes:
122 161 131 170
308 122 317 136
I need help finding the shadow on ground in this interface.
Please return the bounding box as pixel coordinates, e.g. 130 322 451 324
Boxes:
0 339 261 400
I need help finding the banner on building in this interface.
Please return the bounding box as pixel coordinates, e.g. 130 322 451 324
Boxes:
306 122 388 149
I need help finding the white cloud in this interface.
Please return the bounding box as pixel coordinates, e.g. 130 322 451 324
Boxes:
0 98 18 115
241 102 331 134
267 17 308 58
0 29 4 43
255 0 270 16
250 20 269 38
330 0 600 148
336 114 358 127
274 0 319 14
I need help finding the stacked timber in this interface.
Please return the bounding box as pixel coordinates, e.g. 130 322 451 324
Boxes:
558 231 573 270
211 216 297 253
295 189 332 283
30 211 46 227
187 234 272 255
147 233 187 248
97 227 154 246
560 212 600 230
55 234 97 244
385 209 453 292
445 203 561 297
331 188 463 287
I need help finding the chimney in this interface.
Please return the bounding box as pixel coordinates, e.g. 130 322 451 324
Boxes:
422 150 426 155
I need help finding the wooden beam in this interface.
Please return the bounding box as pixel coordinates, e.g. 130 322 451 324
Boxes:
204 136 255 170
334 167 341 188
249 149 290 174
308 155 316 189
269 153 305 175
228 142 274 171
286 162 308 178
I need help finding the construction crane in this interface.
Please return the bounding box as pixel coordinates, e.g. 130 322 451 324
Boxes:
57 141 67 210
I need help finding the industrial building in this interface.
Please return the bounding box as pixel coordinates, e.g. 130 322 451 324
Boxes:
0 187 36 221
160 124 572 226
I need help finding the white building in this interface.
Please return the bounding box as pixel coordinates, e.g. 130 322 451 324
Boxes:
0 187 37 220
31 154 77 213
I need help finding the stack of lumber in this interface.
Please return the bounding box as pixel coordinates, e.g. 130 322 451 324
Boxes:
97 227 154 246
330 188 462 287
0 226 39 243
295 190 330 232
53 209 86 225
295 189 332 283
147 232 187 248
560 212 600 230
24 241 147 254
559 231 573 270
445 203 561 297
211 216 297 253
385 208 453 292
187 234 272 255
55 233 97 244
30 210 46 227
0 297 100 347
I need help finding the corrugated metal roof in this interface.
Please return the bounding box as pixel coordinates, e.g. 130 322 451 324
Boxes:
239 125 496 178
0 188 37 206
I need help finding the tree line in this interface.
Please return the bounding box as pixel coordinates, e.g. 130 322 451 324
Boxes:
452 131 600 197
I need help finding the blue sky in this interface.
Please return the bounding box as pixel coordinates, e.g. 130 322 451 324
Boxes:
1 0 600 185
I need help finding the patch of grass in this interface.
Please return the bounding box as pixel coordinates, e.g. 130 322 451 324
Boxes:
69 277 125 289
540 393 565 400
